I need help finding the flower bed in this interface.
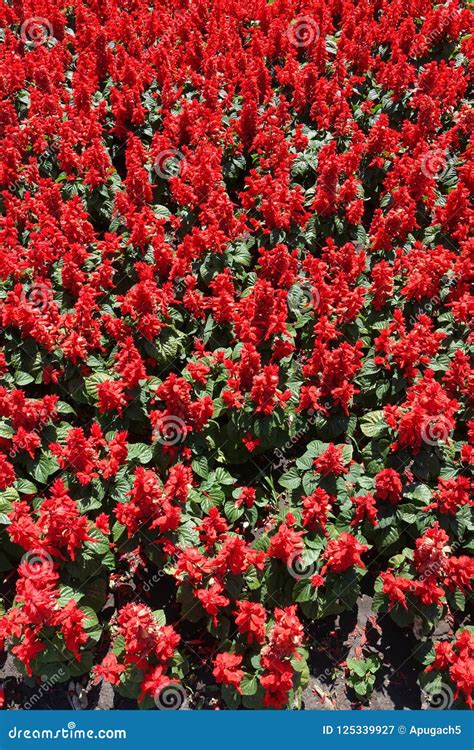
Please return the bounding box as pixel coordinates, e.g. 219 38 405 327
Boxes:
0 0 472 710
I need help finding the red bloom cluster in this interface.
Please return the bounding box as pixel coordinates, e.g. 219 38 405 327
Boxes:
425 630 474 710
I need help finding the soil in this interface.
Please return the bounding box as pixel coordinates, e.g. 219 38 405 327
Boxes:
0 593 445 711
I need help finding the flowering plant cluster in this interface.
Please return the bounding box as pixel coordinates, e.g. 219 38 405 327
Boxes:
0 0 472 710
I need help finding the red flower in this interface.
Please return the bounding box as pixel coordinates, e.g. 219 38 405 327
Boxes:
242 433 260 452
235 487 256 508
195 583 230 625
0 453 15 490
351 493 378 527
93 653 125 686
313 444 348 477
375 468 403 504
425 476 473 516
302 488 333 534
267 522 304 564
212 652 244 691
234 601 266 644
322 533 368 574
380 571 412 610
97 379 129 415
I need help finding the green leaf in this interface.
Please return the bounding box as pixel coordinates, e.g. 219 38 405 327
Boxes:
15 478 37 495
240 674 258 696
347 658 369 677
153 609 167 626
213 467 235 485
33 453 58 484
127 443 153 464
279 467 301 490
84 372 110 401
191 456 208 479
360 410 386 438
14 371 35 386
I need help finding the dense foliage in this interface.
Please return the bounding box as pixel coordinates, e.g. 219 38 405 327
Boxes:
0 0 472 710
